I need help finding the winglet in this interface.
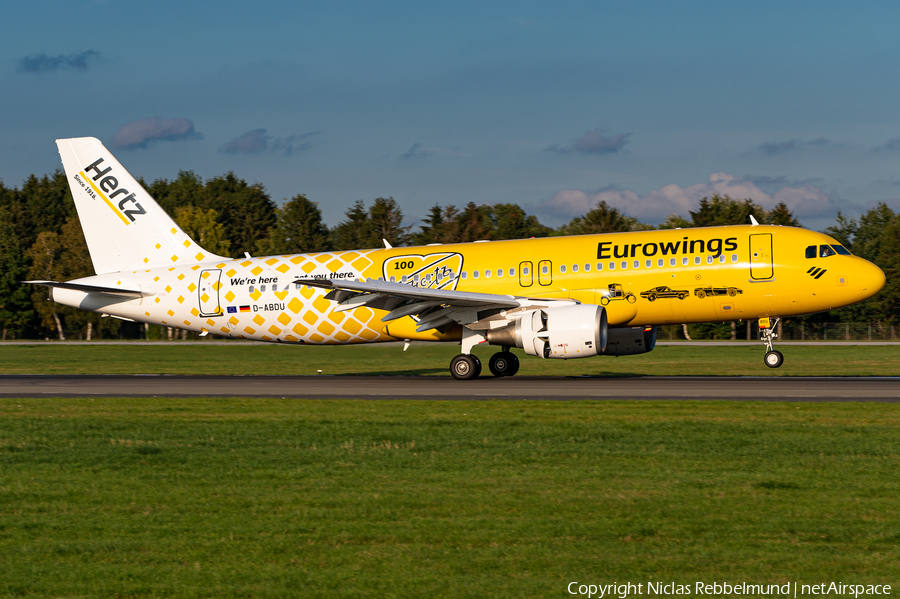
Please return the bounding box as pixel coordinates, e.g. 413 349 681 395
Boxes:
749 214 760 226
383 239 393 249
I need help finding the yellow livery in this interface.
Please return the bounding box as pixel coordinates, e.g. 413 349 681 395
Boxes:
28 138 886 379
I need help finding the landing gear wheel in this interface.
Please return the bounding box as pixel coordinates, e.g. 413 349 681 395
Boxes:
764 350 784 369
450 354 482 380
489 351 520 377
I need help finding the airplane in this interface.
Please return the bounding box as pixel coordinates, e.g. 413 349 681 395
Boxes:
26 137 886 379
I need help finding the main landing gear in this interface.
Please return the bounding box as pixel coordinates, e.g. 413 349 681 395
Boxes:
488 350 519 377
761 317 784 369
449 348 519 380
450 354 481 380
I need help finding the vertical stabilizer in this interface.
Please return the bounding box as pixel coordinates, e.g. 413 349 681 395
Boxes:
56 137 228 274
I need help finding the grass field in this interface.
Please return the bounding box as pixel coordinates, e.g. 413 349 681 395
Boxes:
1 398 899 598
0 342 898 376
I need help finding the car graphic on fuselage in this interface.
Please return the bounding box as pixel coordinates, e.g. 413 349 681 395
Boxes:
694 286 742 299
640 286 689 301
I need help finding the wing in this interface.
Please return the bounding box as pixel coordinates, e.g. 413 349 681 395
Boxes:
293 277 574 333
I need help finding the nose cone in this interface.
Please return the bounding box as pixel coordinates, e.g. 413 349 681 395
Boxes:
857 259 886 301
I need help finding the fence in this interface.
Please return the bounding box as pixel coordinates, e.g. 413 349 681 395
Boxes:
777 321 897 341
731 321 897 342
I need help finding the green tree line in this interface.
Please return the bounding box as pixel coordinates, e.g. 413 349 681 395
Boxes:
0 169 896 340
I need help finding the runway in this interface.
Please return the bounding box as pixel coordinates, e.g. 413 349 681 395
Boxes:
1 375 898 401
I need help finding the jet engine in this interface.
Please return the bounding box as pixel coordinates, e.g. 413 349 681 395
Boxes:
485 304 608 359
601 326 658 356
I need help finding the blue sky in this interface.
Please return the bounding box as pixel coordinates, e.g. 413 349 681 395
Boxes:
4 0 900 231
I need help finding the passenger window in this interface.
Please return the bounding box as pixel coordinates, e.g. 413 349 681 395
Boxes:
473 271 480 279
657 259 664 267
805 245 817 259
682 257 689 266
621 261 628 270
509 268 516 276
542 265 548 274
497 268 503 277
484 269 491 278
831 244 851 255
249 285 255 293
820 245 836 258
560 265 566 273
295 283 302 289
631 260 638 268
572 264 578 273
389 276 396 282
522 267 529 275
462 271 467 279
718 255 726 263
608 262 615 271
706 256 713 264
731 254 738 262
670 258 676 266
645 260 652 268
585 264 591 272
260 285 266 292
694 256 701 265
273 284 278 291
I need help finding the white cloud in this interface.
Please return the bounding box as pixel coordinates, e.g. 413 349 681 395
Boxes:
220 128 269 154
400 143 431 159
219 129 322 156
546 128 630 155
110 117 202 150
538 172 840 224
17 50 100 73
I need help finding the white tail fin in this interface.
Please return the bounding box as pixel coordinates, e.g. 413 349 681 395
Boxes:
56 137 228 274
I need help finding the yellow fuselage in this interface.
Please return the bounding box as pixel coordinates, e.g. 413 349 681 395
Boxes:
62 224 885 345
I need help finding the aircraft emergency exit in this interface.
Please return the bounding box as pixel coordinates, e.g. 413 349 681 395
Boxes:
27 137 886 379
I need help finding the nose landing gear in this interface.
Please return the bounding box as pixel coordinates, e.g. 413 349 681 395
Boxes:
760 317 784 368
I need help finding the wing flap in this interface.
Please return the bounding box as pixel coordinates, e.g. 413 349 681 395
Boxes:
293 277 521 308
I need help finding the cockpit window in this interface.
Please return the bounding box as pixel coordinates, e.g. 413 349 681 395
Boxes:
819 245 836 258
805 245 816 259
831 244 851 256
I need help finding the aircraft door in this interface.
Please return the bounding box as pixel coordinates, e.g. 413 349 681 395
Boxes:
198 269 224 316
749 234 773 280
538 260 553 286
519 261 533 287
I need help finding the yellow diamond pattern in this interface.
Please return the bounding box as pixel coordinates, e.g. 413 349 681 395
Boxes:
140 248 388 346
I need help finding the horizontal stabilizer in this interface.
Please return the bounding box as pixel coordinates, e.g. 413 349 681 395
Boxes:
24 280 146 298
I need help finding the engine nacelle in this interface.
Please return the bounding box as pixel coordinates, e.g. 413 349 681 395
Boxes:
486 304 607 359
601 326 658 356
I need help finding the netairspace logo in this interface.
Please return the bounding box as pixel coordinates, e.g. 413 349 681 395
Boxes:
567 581 892 598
